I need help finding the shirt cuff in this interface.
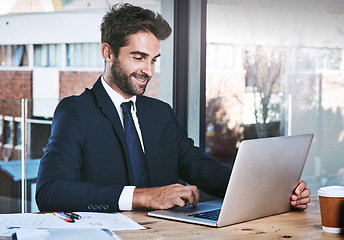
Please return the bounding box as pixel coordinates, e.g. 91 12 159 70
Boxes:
118 186 136 211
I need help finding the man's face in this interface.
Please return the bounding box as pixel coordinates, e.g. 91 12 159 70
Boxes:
110 31 161 99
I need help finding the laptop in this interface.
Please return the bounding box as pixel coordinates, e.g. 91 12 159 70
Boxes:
148 134 313 227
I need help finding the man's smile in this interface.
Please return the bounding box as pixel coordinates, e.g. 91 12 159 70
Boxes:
132 73 150 84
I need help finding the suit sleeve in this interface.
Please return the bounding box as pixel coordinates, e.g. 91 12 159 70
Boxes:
169 108 232 198
35 97 123 212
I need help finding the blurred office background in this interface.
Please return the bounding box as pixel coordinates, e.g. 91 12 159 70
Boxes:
0 0 343 213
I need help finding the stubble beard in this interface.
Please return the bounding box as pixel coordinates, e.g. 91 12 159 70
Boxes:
110 58 151 96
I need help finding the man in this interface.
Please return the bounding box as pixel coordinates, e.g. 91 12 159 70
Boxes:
36 3 310 213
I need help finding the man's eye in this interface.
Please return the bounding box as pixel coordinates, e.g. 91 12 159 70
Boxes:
134 57 143 61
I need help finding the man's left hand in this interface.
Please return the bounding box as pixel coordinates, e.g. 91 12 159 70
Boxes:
290 179 311 210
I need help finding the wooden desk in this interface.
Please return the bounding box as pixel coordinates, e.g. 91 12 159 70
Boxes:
0 198 342 240
116 197 343 240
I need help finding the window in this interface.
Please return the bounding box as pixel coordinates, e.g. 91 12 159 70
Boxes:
34 44 61 67
0 0 169 214
16 120 21 147
0 117 2 145
206 0 344 194
292 47 342 73
0 45 28 67
66 43 103 68
4 119 13 146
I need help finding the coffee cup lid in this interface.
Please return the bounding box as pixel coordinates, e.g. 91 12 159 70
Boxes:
318 186 344 197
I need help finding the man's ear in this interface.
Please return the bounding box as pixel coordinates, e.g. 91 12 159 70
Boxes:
100 43 113 63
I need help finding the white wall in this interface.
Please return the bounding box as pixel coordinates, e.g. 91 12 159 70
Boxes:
32 68 59 118
0 10 104 45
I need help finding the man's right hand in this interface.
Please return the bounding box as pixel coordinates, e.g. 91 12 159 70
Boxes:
132 183 200 210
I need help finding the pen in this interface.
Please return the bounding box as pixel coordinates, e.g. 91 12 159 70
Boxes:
53 212 75 223
64 211 82 220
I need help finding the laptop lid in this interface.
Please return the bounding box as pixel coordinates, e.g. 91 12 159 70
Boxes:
148 134 314 227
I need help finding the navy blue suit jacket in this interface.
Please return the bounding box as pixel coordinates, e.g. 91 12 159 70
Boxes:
36 77 231 212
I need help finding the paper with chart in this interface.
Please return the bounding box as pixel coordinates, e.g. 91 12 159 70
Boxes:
13 228 121 240
0 212 145 232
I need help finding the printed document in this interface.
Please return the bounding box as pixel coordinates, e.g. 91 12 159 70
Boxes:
0 212 144 238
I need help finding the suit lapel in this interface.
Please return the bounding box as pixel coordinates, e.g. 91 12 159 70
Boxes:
136 96 159 186
91 77 135 185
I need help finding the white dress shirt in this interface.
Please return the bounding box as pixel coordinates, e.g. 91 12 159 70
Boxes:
101 76 145 211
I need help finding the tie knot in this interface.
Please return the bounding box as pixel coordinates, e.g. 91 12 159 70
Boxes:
121 101 133 114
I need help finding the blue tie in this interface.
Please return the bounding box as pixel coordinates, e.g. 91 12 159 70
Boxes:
121 101 150 188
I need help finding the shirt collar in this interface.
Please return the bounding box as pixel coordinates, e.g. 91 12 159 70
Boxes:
101 75 137 112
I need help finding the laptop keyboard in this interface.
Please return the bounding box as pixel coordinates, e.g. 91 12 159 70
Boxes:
188 209 220 221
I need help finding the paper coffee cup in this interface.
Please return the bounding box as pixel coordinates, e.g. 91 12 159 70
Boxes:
318 186 344 233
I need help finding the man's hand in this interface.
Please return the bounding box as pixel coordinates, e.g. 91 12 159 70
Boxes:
290 179 311 210
132 183 200 210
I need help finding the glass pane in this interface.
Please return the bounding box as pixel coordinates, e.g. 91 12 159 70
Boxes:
27 99 53 213
34 44 61 67
0 117 2 142
66 43 103 68
5 119 13 145
0 45 28 67
206 0 344 193
16 121 21 146
1 0 168 213
0 99 54 213
0 99 23 213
